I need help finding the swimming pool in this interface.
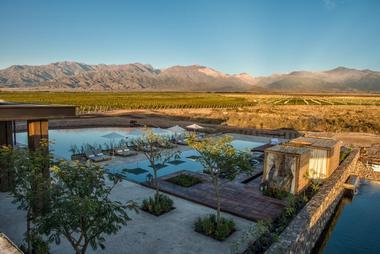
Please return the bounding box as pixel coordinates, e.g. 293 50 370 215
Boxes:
16 127 266 182
107 149 204 183
16 127 174 160
316 181 380 253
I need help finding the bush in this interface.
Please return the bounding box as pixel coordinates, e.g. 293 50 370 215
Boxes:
166 174 202 187
340 147 352 163
248 184 321 253
19 234 50 254
141 194 174 216
194 214 235 241
262 187 289 200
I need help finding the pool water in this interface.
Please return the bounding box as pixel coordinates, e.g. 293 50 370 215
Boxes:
16 127 174 160
16 127 265 183
317 181 380 253
108 149 204 183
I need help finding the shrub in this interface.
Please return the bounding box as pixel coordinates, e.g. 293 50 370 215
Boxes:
340 147 352 163
141 194 174 216
166 174 202 187
262 187 289 200
248 184 321 253
20 234 49 254
194 214 235 241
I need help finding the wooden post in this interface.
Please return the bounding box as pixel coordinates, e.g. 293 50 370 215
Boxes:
27 119 50 213
0 121 14 192
27 119 49 151
0 121 13 146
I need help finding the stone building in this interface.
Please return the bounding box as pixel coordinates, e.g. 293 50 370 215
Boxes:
262 137 341 194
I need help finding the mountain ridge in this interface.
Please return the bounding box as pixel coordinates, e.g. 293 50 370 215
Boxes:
1 62 379 92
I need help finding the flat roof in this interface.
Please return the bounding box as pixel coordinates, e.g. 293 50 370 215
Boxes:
288 137 338 149
266 144 312 155
0 101 76 121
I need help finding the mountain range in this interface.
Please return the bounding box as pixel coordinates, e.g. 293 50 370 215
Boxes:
0 61 379 92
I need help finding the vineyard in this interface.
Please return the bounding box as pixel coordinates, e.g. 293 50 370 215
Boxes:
1 91 380 114
231 94 380 106
0 92 256 114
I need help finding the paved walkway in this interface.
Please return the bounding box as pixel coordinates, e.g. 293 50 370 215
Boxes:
146 171 286 222
0 180 256 254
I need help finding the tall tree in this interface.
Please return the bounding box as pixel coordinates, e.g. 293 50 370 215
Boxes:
187 134 252 224
38 160 137 254
0 141 51 254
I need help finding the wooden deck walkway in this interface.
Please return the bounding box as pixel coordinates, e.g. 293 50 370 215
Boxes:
143 171 286 221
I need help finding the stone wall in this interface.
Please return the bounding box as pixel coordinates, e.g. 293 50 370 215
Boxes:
356 160 380 182
266 149 360 254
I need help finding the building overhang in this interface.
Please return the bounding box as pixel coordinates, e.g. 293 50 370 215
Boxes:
0 102 76 121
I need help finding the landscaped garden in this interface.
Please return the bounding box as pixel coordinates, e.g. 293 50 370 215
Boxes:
0 131 261 253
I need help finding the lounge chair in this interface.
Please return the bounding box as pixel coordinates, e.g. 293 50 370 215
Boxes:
85 150 111 162
114 148 138 157
94 150 112 161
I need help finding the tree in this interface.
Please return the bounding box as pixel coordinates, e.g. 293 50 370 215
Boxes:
132 131 180 200
0 141 51 254
38 160 137 254
187 134 252 224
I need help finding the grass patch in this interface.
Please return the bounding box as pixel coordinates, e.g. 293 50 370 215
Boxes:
340 147 352 164
141 194 174 216
166 174 202 187
122 167 148 175
194 214 235 241
262 187 289 200
148 163 167 169
167 159 185 165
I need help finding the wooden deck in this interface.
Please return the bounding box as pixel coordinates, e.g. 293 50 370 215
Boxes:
143 171 286 221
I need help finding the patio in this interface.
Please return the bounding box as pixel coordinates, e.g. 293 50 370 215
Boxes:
144 171 286 221
0 180 257 254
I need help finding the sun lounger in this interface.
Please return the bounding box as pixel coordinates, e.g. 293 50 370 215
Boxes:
85 150 112 162
94 150 112 161
114 148 138 157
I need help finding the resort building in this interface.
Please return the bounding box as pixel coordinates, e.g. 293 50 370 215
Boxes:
0 101 76 191
262 144 312 194
262 137 341 194
288 137 341 179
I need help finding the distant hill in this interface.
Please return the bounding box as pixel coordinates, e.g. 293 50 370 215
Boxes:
251 67 380 92
0 62 379 92
0 62 253 91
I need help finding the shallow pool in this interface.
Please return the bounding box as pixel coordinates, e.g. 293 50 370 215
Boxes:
316 181 380 253
107 149 204 183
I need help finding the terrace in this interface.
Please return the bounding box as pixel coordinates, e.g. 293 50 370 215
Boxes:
0 102 293 253
145 170 285 221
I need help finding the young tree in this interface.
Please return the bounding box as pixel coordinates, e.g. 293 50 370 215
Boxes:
187 134 252 224
38 160 137 254
132 131 180 200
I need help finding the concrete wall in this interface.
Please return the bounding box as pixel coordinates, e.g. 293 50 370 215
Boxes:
266 149 360 254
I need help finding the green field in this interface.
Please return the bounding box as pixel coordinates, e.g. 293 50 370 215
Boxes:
0 92 257 114
1 91 380 114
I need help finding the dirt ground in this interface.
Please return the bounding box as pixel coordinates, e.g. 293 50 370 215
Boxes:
27 108 379 150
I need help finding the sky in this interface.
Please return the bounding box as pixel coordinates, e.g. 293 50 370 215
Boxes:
0 0 379 76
